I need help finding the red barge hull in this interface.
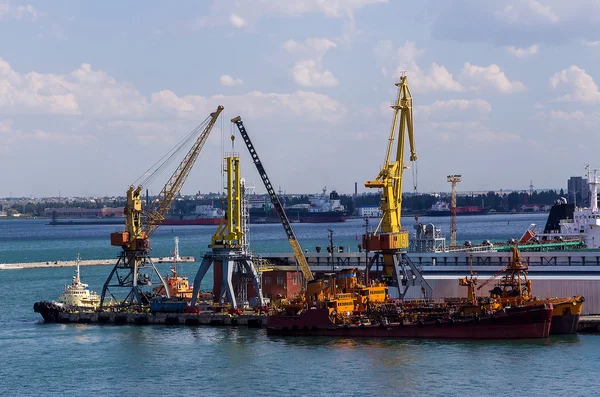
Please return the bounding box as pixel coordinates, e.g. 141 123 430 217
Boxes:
267 305 552 339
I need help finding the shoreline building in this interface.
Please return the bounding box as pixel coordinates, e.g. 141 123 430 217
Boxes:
567 176 589 207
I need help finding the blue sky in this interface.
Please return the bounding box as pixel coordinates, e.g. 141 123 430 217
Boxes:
1 0 600 197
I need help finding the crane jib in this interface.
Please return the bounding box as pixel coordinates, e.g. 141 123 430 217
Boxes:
144 105 224 237
232 118 313 281
233 120 296 242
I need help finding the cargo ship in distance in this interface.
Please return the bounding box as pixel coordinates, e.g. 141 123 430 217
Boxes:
160 205 223 226
426 200 490 216
250 187 349 224
47 187 348 226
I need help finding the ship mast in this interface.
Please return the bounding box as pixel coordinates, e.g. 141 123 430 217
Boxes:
75 253 81 284
173 237 180 275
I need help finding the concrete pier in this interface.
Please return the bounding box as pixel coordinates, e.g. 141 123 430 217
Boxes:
577 316 600 332
0 256 195 270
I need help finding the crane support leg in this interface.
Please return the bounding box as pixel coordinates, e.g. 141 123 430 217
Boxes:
220 257 237 308
366 252 432 299
192 250 264 309
241 259 265 306
100 250 169 309
395 253 433 299
191 255 214 307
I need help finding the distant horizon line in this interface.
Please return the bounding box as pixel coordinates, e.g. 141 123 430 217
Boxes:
0 187 570 200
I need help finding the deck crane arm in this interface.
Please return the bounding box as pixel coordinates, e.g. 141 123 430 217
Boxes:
112 105 223 250
143 106 224 237
477 267 506 290
230 116 314 282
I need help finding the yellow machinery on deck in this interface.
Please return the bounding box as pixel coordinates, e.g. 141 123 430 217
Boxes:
100 106 224 308
363 75 432 299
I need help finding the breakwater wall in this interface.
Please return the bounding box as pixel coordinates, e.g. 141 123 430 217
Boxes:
0 256 196 270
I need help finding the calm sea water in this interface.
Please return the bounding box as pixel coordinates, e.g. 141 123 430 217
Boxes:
2 215 600 396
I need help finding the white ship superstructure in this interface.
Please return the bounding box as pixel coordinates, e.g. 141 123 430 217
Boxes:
307 187 346 213
57 255 101 309
535 167 600 248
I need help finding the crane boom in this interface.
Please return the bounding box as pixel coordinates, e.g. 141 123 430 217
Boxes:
364 75 415 248
477 267 507 290
231 116 314 282
144 105 224 237
111 105 224 251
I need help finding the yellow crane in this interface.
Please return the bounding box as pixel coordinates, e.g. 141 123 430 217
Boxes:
101 105 224 308
363 75 432 297
363 75 415 265
190 152 266 308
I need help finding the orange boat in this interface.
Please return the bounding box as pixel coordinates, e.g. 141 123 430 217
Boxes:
267 267 552 339
481 247 584 334
153 237 212 301
153 266 212 300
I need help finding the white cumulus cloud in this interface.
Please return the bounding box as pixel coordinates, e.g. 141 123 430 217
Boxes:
381 41 525 94
550 65 600 103
0 57 346 123
394 41 464 93
219 74 243 86
290 60 339 87
459 63 526 93
284 37 339 88
504 44 539 58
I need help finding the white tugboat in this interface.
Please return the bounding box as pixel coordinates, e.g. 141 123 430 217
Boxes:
57 254 101 309
34 254 101 321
